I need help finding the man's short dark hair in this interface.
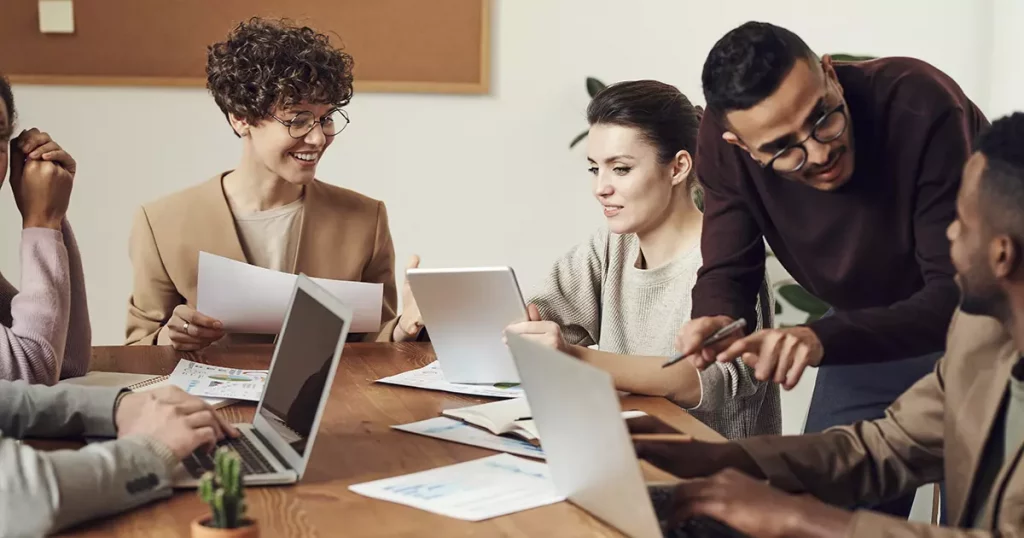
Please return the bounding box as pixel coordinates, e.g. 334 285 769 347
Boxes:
206 17 355 130
977 113 1024 241
701 21 816 114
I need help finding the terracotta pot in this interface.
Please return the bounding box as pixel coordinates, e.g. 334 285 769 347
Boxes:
190 517 259 538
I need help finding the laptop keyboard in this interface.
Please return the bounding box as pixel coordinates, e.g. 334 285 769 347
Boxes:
183 434 277 478
649 485 749 538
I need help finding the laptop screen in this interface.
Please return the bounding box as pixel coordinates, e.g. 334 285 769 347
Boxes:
257 285 346 457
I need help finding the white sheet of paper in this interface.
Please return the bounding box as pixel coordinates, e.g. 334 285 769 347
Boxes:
196 251 382 334
348 453 563 521
376 361 524 399
393 417 545 460
169 359 268 401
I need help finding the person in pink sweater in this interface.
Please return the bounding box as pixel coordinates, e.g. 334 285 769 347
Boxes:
0 75 90 384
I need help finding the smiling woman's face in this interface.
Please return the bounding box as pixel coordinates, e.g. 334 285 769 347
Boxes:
586 123 680 236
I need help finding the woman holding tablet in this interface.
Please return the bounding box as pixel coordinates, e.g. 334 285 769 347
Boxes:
505 80 779 439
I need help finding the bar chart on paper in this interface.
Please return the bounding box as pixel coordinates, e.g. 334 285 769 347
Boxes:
348 454 564 521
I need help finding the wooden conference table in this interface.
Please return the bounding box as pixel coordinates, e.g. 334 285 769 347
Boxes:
52 343 725 537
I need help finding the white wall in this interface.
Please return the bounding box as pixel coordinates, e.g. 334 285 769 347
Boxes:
1 0 996 343
0 0 1009 521
989 0 1024 119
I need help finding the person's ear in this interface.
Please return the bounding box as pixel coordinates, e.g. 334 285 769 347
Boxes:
992 235 1022 279
722 131 748 152
228 114 251 137
670 150 693 187
820 55 843 97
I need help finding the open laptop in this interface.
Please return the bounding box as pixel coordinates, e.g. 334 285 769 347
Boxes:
505 333 747 538
405 266 527 384
172 274 352 487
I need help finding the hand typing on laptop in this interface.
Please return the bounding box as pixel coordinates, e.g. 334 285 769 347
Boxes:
629 416 850 538
115 385 239 459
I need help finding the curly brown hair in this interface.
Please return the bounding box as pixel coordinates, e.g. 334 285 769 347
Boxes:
206 17 355 130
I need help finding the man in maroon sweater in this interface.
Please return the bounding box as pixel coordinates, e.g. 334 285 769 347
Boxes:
676 22 987 518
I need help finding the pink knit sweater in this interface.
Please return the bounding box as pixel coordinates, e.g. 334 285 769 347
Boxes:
0 220 90 384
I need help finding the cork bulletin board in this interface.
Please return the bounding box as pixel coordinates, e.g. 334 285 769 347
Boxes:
0 0 491 94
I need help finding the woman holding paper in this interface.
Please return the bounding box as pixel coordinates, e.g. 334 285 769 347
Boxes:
124 18 399 350
0 74 90 384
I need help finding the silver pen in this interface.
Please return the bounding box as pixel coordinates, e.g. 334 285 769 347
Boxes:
661 318 747 368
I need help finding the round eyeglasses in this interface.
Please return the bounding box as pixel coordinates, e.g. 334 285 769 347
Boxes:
272 109 350 139
764 103 847 173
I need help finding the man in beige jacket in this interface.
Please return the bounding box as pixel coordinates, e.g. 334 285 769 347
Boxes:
633 113 1024 536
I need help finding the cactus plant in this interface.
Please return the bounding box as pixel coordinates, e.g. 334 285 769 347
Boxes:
197 447 249 529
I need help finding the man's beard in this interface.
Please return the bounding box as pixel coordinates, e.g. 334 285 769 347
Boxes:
959 277 1007 318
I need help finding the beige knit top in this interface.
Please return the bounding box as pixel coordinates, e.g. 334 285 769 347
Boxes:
529 229 781 439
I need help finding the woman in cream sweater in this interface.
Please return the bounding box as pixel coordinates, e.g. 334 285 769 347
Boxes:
505 80 780 439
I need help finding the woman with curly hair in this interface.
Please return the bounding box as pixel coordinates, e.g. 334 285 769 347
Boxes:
125 18 400 349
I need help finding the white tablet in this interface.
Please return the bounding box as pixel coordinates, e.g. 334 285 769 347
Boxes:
406 267 528 384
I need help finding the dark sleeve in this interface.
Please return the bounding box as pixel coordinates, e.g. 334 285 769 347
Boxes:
810 107 973 364
690 122 766 332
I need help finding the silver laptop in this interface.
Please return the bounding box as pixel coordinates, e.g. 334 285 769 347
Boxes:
406 266 527 384
173 274 352 487
505 334 745 538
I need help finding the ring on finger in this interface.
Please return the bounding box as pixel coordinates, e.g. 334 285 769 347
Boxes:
183 321 190 334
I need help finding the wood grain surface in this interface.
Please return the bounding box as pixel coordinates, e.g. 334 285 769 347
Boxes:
51 343 721 536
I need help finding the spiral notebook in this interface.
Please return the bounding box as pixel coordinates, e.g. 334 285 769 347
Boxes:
61 371 237 409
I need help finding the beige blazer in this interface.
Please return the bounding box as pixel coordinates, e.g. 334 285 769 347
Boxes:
125 174 398 346
735 310 1024 535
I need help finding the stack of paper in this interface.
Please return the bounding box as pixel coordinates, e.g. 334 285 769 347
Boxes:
375 361 524 399
348 453 564 521
393 396 648 460
63 359 268 408
393 417 545 459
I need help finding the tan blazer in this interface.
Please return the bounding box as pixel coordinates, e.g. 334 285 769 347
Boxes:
735 310 1024 535
125 174 398 346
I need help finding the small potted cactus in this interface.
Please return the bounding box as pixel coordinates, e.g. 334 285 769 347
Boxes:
191 447 259 538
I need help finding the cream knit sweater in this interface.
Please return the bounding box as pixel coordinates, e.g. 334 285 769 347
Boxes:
529 229 781 439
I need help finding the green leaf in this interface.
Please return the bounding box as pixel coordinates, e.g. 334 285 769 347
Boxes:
569 130 588 149
586 77 606 98
777 284 830 319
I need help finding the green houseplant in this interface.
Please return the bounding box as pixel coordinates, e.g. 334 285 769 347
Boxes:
191 447 259 538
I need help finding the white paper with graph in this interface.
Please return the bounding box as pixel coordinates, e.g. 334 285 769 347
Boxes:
348 453 563 521
392 417 545 459
169 359 268 401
